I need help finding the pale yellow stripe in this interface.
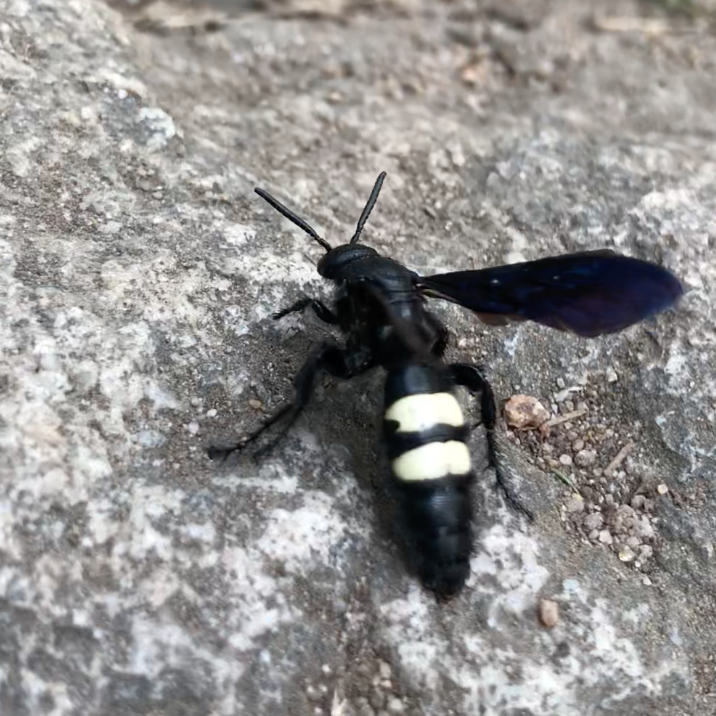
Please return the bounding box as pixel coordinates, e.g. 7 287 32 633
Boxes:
384 393 464 433
391 441 471 482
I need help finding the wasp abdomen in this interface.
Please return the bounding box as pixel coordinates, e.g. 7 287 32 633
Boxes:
383 364 474 596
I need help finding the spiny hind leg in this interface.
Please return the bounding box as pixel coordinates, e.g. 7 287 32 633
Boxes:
449 362 534 522
431 325 449 359
425 312 449 359
273 297 338 325
208 343 373 461
448 363 494 429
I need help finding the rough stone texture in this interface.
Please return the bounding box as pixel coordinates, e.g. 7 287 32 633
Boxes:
1 1 715 715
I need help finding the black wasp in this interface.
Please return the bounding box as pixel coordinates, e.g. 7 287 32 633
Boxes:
209 172 683 597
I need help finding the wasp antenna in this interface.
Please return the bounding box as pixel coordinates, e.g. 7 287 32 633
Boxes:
349 171 386 245
255 188 332 252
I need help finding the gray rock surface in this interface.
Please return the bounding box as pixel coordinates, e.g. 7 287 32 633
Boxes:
1 0 715 714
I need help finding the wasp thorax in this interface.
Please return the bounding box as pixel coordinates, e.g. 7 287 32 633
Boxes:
317 244 378 279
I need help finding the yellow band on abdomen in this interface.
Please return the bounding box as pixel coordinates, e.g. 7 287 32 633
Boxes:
384 392 464 433
391 441 471 482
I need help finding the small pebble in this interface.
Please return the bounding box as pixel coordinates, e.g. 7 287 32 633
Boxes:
630 494 646 510
379 662 391 680
572 438 585 452
566 495 584 513
618 546 636 562
556 377 566 389
580 485 598 503
387 697 405 715
598 530 613 545
555 388 572 403
633 516 655 540
606 367 618 383
583 512 604 531
657 483 669 495
370 692 385 710
306 685 321 701
249 398 263 409
206 408 218 418
626 536 641 549
642 576 653 586
638 545 654 560
186 421 200 435
575 449 597 467
559 454 573 466
459 62 483 86
504 395 550 430
539 599 559 628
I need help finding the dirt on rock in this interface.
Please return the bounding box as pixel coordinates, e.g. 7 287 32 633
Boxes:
1 0 715 714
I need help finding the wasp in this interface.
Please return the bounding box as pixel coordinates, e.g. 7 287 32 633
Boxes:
209 172 683 596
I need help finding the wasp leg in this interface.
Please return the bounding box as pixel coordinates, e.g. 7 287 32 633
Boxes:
449 362 534 522
431 325 449 358
273 297 339 325
425 312 449 358
208 343 373 461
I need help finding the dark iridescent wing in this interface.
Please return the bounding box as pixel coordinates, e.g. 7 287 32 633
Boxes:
419 250 684 338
